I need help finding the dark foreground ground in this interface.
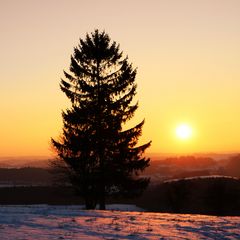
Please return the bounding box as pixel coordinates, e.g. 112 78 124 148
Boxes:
0 176 239 216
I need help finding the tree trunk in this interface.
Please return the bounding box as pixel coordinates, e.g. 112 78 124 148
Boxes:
96 59 106 211
99 185 106 210
85 198 96 210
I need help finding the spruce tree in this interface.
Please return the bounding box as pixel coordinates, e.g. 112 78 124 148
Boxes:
51 30 151 210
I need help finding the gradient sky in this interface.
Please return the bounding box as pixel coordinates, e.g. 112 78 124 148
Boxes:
1 0 240 157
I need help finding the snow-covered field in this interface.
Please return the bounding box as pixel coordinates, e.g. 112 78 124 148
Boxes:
0 205 239 239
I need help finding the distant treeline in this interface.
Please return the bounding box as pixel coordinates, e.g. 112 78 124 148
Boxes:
137 176 240 216
0 168 52 185
0 177 239 216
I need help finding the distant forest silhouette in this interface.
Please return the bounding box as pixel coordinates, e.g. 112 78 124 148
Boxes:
0 154 239 183
144 155 240 181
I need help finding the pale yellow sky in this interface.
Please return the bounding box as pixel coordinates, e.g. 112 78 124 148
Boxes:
1 0 240 157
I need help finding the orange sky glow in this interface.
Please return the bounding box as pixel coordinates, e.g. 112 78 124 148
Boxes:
1 0 240 157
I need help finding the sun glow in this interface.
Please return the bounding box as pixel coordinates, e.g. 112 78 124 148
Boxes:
176 124 192 140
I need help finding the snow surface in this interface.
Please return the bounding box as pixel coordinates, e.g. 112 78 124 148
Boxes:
0 205 239 239
164 175 239 183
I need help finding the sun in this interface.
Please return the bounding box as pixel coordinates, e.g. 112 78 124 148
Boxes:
176 124 192 140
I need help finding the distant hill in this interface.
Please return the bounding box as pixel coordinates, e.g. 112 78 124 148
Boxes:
0 154 239 188
147 152 237 161
0 156 51 168
0 152 238 168
142 154 240 183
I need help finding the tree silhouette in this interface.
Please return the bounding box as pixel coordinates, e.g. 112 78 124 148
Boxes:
51 30 151 210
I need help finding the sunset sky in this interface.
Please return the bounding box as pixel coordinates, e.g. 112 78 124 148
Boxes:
1 0 240 157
